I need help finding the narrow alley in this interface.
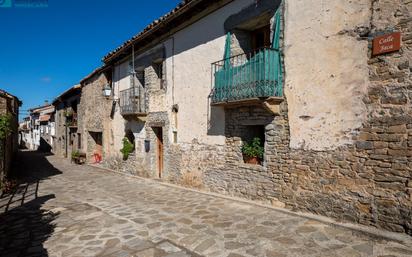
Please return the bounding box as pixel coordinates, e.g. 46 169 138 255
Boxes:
0 151 411 257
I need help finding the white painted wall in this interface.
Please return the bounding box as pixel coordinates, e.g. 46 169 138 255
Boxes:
284 0 371 150
111 0 371 154
111 0 256 150
112 59 145 154
163 0 254 145
50 122 55 136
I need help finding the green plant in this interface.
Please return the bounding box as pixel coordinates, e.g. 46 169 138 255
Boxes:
120 138 134 160
71 150 80 159
242 137 264 159
64 109 73 117
0 114 12 140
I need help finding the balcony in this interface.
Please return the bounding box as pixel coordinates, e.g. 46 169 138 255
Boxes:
66 113 78 128
120 87 146 116
210 47 283 107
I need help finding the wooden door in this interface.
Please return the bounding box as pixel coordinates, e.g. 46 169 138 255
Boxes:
154 128 164 178
91 132 103 160
95 132 103 157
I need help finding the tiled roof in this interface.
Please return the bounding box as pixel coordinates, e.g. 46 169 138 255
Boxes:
52 84 81 105
0 89 19 101
29 104 54 113
102 0 198 62
39 114 51 122
80 65 111 85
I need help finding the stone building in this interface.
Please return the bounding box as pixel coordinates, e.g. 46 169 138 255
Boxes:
95 0 412 235
52 85 82 159
19 117 30 148
77 66 114 163
0 89 21 181
21 104 55 151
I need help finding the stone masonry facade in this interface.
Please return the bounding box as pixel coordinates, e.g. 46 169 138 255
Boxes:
46 0 411 237
159 0 412 235
94 0 412 235
53 88 81 159
79 72 113 161
0 91 19 181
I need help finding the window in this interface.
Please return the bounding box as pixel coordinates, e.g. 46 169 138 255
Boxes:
136 70 145 88
241 125 265 165
173 131 178 144
243 125 265 145
125 130 135 149
153 61 165 89
78 133 81 149
172 106 178 143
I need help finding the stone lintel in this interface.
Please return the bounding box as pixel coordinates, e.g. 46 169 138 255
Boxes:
212 96 283 115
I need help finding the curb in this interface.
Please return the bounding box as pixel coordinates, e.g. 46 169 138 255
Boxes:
87 163 412 246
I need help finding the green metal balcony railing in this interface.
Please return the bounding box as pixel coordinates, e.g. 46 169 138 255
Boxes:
211 47 282 104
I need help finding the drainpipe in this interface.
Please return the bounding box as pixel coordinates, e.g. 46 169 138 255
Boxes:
65 109 68 158
172 36 175 106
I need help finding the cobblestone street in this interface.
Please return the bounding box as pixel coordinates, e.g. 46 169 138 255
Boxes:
0 151 411 257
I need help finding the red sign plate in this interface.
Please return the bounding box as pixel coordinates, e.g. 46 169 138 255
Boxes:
373 32 401 56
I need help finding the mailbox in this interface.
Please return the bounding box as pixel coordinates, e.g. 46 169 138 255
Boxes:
144 140 150 152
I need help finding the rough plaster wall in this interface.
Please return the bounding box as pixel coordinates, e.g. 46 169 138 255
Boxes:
284 0 372 150
112 61 130 153
146 65 167 113
169 0 254 145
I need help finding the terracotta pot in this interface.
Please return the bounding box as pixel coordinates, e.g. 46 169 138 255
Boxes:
243 156 261 165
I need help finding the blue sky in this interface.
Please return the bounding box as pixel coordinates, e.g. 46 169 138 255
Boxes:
0 0 181 119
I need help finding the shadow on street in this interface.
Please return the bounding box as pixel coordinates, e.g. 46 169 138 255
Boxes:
10 150 62 183
0 151 62 257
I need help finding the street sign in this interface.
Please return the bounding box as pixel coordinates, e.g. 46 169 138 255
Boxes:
373 32 401 56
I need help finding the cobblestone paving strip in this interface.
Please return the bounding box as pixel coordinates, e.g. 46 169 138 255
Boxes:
0 151 411 257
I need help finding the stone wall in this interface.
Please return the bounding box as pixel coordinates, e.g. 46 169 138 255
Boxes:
200 95 411 235
167 141 226 184
102 0 411 235
199 0 412 235
105 58 168 176
103 153 150 178
53 94 81 159
53 106 66 158
203 104 287 204
0 93 19 181
78 72 113 161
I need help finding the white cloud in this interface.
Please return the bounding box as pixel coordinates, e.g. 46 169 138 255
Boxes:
41 77 52 83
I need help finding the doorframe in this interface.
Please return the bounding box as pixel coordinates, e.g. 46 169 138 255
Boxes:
153 127 164 178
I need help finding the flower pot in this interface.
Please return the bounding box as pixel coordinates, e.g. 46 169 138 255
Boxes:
243 156 261 165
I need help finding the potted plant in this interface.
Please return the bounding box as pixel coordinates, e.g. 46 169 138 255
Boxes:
120 138 134 160
71 150 86 164
71 150 80 163
242 137 264 165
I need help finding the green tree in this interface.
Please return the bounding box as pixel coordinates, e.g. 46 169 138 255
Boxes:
0 114 12 140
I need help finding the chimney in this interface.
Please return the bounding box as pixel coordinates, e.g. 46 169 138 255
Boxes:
45 100 49 106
